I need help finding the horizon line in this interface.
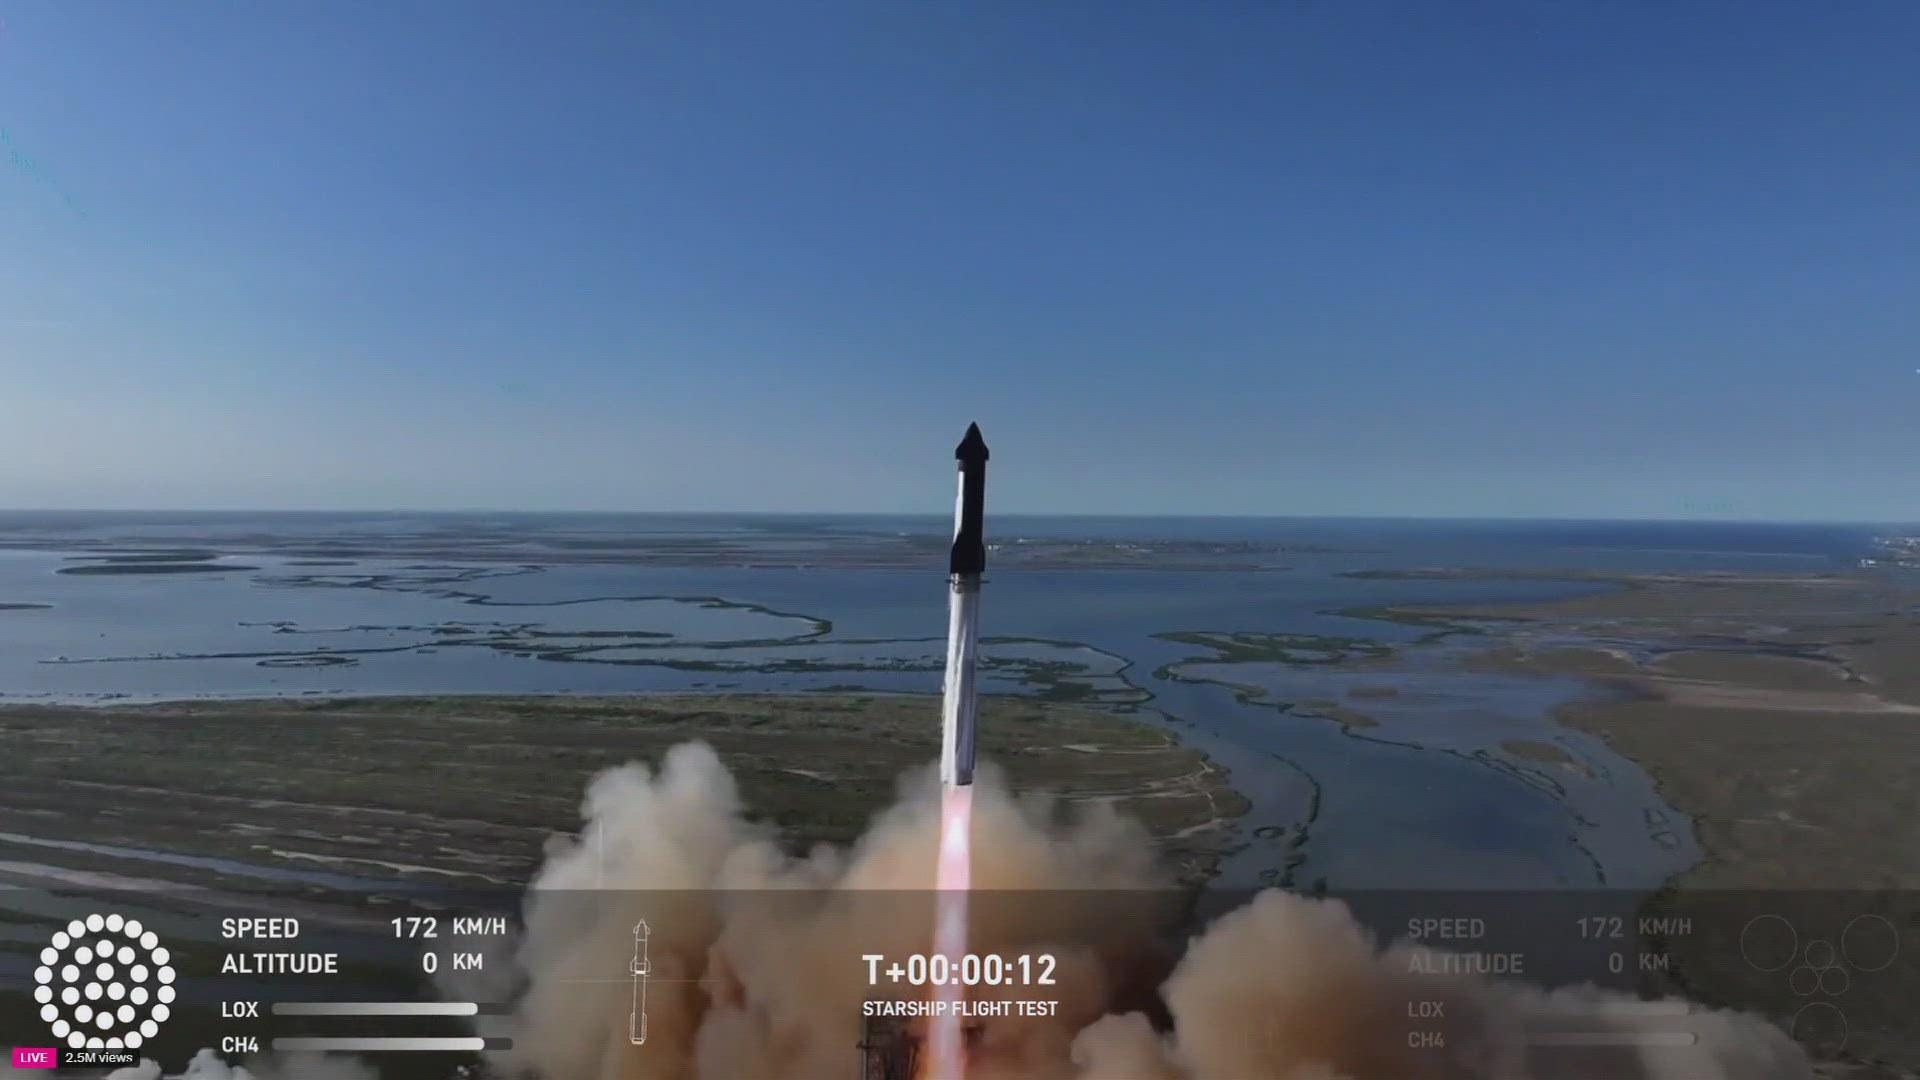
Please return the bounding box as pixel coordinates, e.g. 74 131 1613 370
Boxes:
0 507 1912 529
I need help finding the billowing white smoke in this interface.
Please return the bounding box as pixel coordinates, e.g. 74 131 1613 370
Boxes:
485 741 1812 1080
109 740 1813 1079
492 742 1172 1080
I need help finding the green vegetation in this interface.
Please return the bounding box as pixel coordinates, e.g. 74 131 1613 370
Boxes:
1291 699 1379 729
1498 738 1582 770
1329 605 1526 644
1154 629 1393 666
1149 631 1395 712
0 694 1247 887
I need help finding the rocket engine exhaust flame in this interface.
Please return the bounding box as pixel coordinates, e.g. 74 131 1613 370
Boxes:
928 784 974 1080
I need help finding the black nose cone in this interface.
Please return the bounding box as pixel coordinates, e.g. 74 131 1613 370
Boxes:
956 422 989 464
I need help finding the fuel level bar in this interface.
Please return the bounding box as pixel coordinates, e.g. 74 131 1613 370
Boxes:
270 1037 511 1052
272 1001 486 1016
1521 999 1692 1018
1522 1032 1700 1047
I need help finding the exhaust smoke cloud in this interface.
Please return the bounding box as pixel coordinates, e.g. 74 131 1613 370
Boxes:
115 738 1812 1079
486 741 1812 1080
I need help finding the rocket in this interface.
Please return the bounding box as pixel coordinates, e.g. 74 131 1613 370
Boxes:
939 422 988 788
628 920 650 1046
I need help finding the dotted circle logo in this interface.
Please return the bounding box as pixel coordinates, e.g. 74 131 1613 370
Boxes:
32 913 175 1050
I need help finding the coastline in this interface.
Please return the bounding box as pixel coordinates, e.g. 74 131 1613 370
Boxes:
1392 569 1920 1076
0 532 1912 1070
1397 569 1920 890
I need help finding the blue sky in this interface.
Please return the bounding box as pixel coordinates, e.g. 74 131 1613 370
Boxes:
1 2 1915 519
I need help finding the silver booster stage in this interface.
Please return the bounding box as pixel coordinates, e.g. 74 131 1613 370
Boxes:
939 422 988 788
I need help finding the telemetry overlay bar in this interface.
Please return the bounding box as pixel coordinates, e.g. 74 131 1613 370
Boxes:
272 1002 481 1016
270 1038 509 1052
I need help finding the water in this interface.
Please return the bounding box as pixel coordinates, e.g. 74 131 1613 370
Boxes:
0 514 1882 893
